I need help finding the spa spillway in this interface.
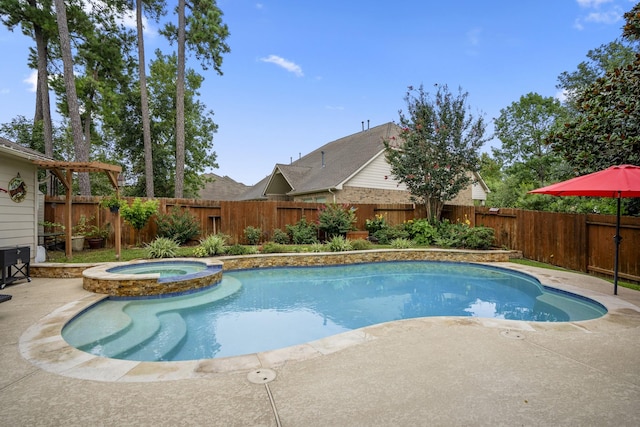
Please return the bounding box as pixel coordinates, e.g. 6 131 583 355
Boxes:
82 259 223 297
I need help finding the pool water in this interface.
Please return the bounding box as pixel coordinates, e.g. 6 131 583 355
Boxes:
107 261 207 278
63 262 607 362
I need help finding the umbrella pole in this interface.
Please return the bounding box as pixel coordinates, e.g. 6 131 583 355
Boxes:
613 194 621 295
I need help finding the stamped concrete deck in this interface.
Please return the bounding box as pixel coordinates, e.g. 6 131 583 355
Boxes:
1 262 639 426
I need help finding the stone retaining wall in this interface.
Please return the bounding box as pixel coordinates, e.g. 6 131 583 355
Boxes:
31 249 515 279
219 249 512 271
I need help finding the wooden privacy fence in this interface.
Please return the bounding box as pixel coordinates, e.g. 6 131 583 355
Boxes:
43 196 426 247
44 196 639 283
447 205 640 283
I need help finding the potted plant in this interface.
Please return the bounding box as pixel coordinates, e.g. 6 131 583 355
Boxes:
71 215 93 252
85 223 111 249
100 194 124 213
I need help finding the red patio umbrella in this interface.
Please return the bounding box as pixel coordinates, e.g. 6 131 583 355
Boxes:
529 164 640 295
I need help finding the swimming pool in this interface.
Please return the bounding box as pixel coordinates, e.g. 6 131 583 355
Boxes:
62 261 607 362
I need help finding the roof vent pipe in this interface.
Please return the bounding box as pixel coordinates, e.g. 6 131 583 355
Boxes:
362 121 364 132
367 120 370 130
321 150 325 168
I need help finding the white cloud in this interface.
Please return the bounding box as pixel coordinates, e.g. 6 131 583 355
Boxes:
325 105 344 111
120 9 157 36
259 55 304 77
576 0 614 8
24 70 37 93
573 1 622 29
584 8 623 24
83 1 157 36
467 27 482 46
555 89 569 103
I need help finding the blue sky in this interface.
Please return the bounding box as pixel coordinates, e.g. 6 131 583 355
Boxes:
0 0 635 185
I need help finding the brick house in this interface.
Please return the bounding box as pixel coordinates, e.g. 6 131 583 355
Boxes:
239 122 489 205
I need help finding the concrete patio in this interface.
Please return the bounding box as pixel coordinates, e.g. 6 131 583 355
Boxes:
1 262 639 426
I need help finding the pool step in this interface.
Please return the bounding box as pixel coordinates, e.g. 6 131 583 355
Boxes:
67 278 243 360
65 301 133 348
115 312 188 361
79 307 161 356
535 292 606 321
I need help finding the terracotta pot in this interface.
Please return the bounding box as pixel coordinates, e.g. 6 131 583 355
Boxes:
87 238 104 249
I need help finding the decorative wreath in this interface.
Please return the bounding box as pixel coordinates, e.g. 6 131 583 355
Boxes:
8 174 27 203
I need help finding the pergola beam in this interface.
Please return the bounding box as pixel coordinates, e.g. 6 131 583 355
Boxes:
32 160 123 260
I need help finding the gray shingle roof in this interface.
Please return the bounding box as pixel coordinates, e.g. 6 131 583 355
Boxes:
274 122 401 196
0 137 52 161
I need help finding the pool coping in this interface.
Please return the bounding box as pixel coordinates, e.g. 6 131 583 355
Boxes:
19 254 640 383
82 258 224 296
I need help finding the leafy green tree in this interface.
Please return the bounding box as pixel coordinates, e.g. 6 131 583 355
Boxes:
0 0 57 171
556 40 638 110
547 8 640 174
493 92 568 187
113 50 218 197
384 84 487 220
162 0 229 198
120 198 159 245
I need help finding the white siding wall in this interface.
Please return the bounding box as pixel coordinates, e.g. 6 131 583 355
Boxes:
0 153 38 258
345 152 408 190
472 181 487 202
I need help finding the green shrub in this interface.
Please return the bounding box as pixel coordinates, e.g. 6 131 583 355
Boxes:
461 226 495 249
372 224 409 244
318 203 357 238
155 206 201 245
350 238 372 250
310 242 326 252
365 214 387 233
260 242 288 253
193 234 227 257
225 244 252 256
327 235 353 252
145 237 179 259
244 226 262 245
120 198 159 232
433 220 466 248
406 218 438 246
286 217 318 244
272 228 290 244
431 220 495 249
390 238 413 249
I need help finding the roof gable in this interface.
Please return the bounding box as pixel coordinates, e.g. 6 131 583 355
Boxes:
284 122 401 195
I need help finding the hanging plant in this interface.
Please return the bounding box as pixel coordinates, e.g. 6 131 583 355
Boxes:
100 194 124 213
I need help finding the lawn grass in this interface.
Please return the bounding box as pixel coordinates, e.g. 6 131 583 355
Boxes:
46 247 195 263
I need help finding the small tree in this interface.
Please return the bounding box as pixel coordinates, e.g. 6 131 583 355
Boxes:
317 203 357 238
384 84 488 221
120 198 159 245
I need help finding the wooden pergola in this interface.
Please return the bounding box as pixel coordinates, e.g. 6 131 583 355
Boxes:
31 160 123 259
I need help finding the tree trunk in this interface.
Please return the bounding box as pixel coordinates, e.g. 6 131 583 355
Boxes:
426 198 444 222
174 0 186 198
54 0 91 195
30 0 54 195
137 0 154 198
